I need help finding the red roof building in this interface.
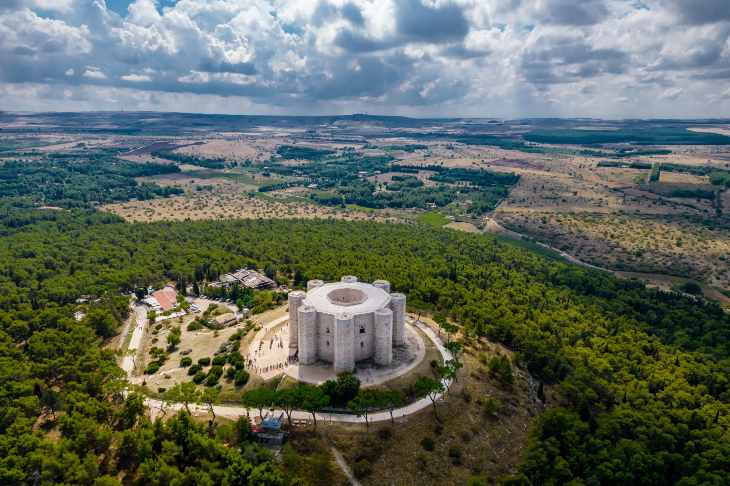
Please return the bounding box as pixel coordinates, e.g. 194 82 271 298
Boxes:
152 286 178 312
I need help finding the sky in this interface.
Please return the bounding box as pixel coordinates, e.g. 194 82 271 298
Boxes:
0 0 729 118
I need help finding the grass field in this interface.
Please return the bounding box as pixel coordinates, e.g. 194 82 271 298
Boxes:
417 211 449 227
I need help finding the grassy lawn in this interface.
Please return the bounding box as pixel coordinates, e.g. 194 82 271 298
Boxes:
346 204 377 213
417 211 449 227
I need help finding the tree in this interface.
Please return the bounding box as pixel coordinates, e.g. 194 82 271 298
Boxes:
242 388 275 419
489 355 514 386
84 307 117 339
167 326 181 351
348 389 383 431
438 359 463 385
297 385 330 430
165 382 200 414
435 314 457 343
444 340 463 362
274 388 298 426
320 372 360 407
116 392 145 430
201 387 220 424
380 389 405 425
414 376 444 421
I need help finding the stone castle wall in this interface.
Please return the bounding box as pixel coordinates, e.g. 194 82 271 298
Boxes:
291 276 405 372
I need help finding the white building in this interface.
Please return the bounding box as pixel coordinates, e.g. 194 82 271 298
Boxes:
288 276 406 373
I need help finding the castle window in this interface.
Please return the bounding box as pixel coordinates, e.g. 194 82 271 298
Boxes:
326 341 330 347
359 325 365 334
361 341 364 348
326 328 330 334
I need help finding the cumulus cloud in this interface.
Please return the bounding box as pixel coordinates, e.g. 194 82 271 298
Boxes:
0 0 728 117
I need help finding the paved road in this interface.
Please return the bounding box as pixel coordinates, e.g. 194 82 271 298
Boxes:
121 305 148 375
141 320 453 424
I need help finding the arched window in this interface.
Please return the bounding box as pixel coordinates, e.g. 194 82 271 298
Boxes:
359 325 365 334
326 341 330 347
360 341 364 348
326 328 330 334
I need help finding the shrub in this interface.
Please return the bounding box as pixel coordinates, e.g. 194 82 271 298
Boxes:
187 321 203 331
377 427 392 441
157 387 166 394
180 357 192 367
353 459 373 478
467 476 489 486
187 364 202 376
234 369 250 387
420 437 435 451
225 367 237 380
193 371 206 384
206 365 223 386
212 355 227 366
145 361 161 375
198 357 211 366
205 374 220 387
448 445 462 465
227 352 245 369
488 355 514 385
229 330 245 342
483 397 500 418
677 281 702 295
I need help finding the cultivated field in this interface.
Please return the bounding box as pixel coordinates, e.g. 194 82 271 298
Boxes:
103 191 399 223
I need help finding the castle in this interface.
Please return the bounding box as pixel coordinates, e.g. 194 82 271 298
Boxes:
287 276 406 373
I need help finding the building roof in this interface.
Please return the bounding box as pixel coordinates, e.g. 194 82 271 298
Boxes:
152 286 178 312
214 313 237 325
304 282 391 316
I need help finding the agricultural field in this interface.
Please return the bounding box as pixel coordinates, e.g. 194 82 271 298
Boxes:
2 112 729 300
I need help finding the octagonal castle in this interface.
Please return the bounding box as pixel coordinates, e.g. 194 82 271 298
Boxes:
288 276 406 373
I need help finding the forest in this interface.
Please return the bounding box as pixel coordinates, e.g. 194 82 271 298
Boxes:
151 150 228 169
0 157 182 207
257 154 519 214
524 128 730 146
0 209 728 484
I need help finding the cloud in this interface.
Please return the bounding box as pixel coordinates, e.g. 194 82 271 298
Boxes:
83 67 107 80
537 0 610 26
670 0 730 25
395 0 469 43
520 35 629 85
121 73 152 82
0 0 728 117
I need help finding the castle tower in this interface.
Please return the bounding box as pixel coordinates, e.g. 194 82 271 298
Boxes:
298 305 318 364
390 293 406 346
374 307 393 366
287 291 306 357
334 313 355 373
373 279 391 294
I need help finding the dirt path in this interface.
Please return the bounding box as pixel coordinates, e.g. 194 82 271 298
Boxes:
330 446 362 486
